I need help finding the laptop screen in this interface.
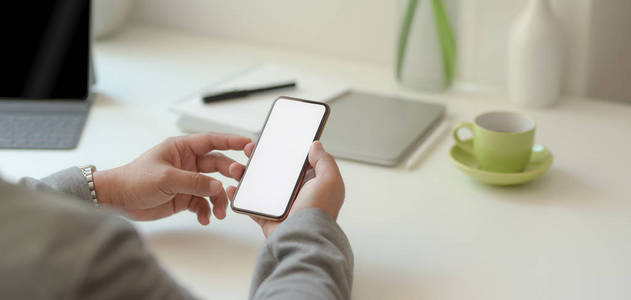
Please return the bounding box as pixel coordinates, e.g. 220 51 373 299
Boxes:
0 1 90 100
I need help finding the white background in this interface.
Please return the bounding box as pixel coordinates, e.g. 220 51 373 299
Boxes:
1 25 630 299
132 0 631 102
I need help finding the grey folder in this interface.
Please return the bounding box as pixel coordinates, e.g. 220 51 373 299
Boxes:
321 91 445 166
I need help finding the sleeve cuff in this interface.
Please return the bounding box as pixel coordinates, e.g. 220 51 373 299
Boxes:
20 167 94 203
267 208 353 259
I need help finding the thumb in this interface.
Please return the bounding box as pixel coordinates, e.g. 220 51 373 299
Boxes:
308 141 341 179
163 168 224 197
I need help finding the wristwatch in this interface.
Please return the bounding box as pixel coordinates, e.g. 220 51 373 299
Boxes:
79 165 99 207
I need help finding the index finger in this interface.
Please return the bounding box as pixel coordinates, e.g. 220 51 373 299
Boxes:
178 133 252 156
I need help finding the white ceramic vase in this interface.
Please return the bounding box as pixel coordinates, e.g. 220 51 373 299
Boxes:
508 0 565 108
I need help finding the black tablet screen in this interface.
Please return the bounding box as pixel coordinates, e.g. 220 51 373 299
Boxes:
0 1 90 100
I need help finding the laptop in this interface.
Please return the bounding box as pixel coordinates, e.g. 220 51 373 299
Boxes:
0 1 92 149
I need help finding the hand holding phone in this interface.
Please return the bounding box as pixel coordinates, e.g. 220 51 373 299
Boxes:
230 97 344 230
228 140 345 237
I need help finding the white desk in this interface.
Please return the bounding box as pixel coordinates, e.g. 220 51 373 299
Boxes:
2 26 631 299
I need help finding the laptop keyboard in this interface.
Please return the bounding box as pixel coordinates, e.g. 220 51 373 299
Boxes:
0 112 87 149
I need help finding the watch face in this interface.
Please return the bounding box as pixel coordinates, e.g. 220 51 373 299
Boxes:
80 165 96 172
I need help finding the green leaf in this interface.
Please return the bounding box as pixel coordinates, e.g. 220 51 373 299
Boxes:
431 0 457 87
396 0 419 79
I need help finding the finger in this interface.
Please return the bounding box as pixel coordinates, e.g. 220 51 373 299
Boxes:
186 196 201 214
308 141 341 179
209 189 229 219
172 194 192 214
226 185 237 200
176 133 252 156
125 203 173 221
303 168 316 182
125 196 209 223
164 168 224 197
197 152 245 180
244 142 255 158
229 162 246 180
188 196 211 225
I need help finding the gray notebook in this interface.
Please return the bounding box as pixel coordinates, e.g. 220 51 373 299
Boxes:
321 91 445 166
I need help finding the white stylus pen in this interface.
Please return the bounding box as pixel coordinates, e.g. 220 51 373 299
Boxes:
405 120 450 170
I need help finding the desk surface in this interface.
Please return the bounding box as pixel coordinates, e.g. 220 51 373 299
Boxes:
2 26 631 299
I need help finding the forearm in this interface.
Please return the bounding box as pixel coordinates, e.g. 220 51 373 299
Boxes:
250 208 354 300
18 166 123 207
17 168 196 299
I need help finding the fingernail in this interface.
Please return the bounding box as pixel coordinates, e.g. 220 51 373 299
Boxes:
210 181 222 195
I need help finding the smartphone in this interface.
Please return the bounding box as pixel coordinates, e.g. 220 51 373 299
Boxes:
231 97 330 220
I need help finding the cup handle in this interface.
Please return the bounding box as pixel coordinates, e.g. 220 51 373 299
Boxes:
452 122 474 154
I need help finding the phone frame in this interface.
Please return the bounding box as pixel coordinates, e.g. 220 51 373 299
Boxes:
230 96 330 221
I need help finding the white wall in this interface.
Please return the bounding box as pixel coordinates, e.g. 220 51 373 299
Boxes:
133 0 396 65
132 0 630 102
458 0 592 97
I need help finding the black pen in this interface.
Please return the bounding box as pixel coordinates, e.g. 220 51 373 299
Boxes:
202 81 297 103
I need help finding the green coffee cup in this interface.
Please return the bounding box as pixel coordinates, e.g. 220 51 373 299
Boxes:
452 111 535 173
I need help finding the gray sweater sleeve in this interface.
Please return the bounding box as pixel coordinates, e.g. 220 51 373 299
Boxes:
16 169 354 299
250 208 354 300
72 215 196 300
19 167 94 203
2 173 196 300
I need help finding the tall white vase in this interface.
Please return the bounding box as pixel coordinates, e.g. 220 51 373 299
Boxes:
508 0 565 108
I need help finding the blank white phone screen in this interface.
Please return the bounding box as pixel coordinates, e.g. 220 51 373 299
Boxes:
233 99 326 217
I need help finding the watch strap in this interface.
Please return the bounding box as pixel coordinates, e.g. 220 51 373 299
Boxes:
79 165 99 207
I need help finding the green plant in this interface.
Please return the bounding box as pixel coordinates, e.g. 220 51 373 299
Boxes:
396 0 457 87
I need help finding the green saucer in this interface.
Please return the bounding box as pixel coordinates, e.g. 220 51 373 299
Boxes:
449 140 553 186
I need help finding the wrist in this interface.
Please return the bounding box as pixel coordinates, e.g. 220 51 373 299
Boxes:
262 223 279 238
92 169 122 207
